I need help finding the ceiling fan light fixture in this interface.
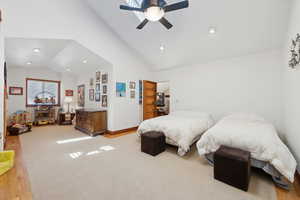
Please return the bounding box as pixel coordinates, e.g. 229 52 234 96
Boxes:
144 6 165 22
33 48 41 53
209 27 217 35
160 45 165 51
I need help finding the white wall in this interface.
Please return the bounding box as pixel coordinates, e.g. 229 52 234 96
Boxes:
282 0 300 172
0 0 153 131
154 50 283 131
7 67 77 114
0 21 4 150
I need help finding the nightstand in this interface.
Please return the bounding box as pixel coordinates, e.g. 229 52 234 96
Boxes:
58 113 75 125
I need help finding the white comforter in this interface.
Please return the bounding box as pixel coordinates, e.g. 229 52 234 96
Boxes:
196 113 297 182
138 111 214 156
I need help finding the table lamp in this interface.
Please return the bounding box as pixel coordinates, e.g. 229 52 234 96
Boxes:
64 97 73 113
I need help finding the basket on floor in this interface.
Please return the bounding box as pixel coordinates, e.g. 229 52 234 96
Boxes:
0 150 15 176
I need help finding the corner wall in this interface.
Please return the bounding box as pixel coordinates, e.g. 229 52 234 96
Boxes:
282 0 300 172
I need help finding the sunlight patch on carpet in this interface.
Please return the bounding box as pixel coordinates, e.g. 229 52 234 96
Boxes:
69 152 83 159
100 145 115 151
56 136 93 144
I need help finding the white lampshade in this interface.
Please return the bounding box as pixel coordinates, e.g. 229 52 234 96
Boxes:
144 6 165 22
64 97 73 103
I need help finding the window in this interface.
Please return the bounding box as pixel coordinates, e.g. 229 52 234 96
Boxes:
125 0 145 21
26 78 61 106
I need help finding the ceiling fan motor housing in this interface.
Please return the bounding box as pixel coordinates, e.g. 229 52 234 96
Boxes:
149 0 159 7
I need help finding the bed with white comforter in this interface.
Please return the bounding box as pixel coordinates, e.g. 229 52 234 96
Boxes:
138 111 214 156
196 113 297 185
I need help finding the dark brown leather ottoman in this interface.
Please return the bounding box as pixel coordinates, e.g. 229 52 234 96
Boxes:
214 145 251 191
141 131 166 156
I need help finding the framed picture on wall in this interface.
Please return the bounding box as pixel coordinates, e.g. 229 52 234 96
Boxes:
130 90 135 99
96 71 101 82
129 81 136 89
102 74 108 84
90 78 94 87
103 85 107 94
89 89 95 101
116 82 126 97
77 85 85 107
102 95 107 107
96 83 101 92
95 92 101 102
139 80 142 104
65 90 74 96
9 87 23 95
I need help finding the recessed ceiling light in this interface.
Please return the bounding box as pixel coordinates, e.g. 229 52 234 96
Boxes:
66 68 71 72
33 48 41 53
160 45 164 51
83 60 88 64
26 61 32 65
209 27 217 35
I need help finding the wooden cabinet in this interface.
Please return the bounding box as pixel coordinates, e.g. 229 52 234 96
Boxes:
75 109 107 136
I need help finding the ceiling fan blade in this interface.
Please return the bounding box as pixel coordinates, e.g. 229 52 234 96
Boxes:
164 1 189 12
137 19 149 29
158 0 167 7
159 17 173 29
141 0 151 9
120 5 143 12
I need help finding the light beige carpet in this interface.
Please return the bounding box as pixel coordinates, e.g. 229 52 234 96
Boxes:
20 126 277 200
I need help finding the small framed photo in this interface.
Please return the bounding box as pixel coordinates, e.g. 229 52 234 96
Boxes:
130 90 135 99
9 87 23 95
89 89 95 101
78 85 85 107
65 90 74 96
96 83 101 92
102 73 108 84
116 82 126 97
129 81 136 89
103 85 107 94
102 95 107 107
96 71 101 82
90 78 94 86
95 92 101 102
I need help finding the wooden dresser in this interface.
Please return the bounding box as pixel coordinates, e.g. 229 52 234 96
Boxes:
75 109 107 136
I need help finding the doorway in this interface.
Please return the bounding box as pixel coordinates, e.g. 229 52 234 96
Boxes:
156 81 170 116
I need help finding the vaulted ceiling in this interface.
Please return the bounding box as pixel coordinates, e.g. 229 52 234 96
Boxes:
86 0 291 70
5 38 112 75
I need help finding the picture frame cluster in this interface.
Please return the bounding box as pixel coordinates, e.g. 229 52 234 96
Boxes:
88 71 108 107
116 81 136 99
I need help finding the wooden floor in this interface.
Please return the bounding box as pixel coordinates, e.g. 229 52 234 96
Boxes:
1 133 300 200
277 174 300 200
0 136 33 200
103 129 137 138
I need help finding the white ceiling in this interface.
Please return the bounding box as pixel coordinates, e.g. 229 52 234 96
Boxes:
86 0 292 70
5 38 112 75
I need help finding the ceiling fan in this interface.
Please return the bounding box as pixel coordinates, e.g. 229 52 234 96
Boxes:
120 0 189 30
